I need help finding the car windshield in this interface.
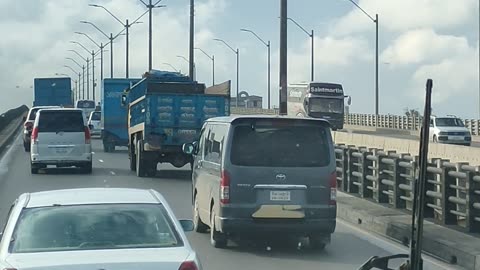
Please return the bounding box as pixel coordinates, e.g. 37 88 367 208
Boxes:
91 112 101 121
435 118 465 127
10 204 181 253
76 101 95 109
38 111 84 132
230 121 331 167
309 98 343 114
28 109 40 120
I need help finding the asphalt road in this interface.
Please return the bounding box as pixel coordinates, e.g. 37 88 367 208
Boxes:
0 134 461 270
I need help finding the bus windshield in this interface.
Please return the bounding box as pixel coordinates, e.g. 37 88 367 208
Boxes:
309 98 343 114
76 100 95 109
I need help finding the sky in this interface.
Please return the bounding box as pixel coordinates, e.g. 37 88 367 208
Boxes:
0 0 478 118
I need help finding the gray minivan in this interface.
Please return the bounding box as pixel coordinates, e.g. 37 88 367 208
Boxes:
182 115 337 249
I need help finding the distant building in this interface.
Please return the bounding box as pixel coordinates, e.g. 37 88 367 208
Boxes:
231 91 263 108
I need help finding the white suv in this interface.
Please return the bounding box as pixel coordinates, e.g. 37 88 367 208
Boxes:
87 111 102 136
30 108 93 174
429 116 472 146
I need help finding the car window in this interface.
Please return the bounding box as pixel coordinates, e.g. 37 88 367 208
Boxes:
230 121 331 167
10 204 182 253
28 109 40 120
76 101 95 109
38 111 84 133
435 118 465 127
204 124 227 164
90 112 101 121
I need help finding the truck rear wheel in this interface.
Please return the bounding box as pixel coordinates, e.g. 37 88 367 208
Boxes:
136 140 146 177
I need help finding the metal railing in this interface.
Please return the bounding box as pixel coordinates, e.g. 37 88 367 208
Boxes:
345 113 480 136
335 144 480 233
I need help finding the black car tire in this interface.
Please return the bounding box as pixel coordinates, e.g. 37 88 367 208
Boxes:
210 210 227 248
193 195 208 233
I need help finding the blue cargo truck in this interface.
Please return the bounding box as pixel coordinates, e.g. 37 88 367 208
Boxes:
101 78 141 152
121 70 230 177
33 77 73 107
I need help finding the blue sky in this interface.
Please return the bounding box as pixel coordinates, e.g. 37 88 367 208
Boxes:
0 0 478 118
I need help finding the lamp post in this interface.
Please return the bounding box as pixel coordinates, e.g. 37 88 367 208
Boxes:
64 65 81 101
138 0 167 70
177 55 196 81
89 4 148 78
66 57 86 99
80 21 125 78
214 38 239 107
240 28 271 109
70 41 96 100
279 0 288 115
163 63 179 72
74 32 107 82
286 17 314 82
194 47 215 86
346 0 379 116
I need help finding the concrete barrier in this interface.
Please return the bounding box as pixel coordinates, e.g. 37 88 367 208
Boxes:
333 131 480 165
0 116 25 156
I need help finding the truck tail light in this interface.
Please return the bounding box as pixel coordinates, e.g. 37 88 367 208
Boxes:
329 172 337 205
84 126 91 144
178 261 198 270
220 170 230 204
31 127 39 144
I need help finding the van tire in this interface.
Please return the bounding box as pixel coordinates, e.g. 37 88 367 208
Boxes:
210 211 227 248
82 162 93 174
146 161 157 177
104 143 115 153
193 195 208 233
30 163 38 174
24 142 31 152
129 145 137 172
136 140 146 177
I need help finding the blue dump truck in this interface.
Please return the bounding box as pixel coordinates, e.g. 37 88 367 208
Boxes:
33 77 73 107
121 70 231 177
101 78 141 152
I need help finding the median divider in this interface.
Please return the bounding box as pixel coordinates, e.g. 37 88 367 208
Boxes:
0 105 29 156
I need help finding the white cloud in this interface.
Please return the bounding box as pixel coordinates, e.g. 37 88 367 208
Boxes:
381 29 470 66
332 0 477 35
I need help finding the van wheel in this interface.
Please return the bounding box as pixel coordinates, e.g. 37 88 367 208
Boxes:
83 162 93 174
136 140 146 177
309 234 328 250
210 211 227 248
193 195 208 233
24 142 31 152
104 143 115 153
146 161 157 177
31 163 38 174
129 146 137 172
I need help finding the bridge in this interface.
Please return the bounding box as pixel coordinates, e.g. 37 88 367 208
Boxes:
1 106 479 270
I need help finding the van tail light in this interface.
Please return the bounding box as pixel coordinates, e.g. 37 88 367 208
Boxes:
329 172 337 205
178 261 199 270
84 126 91 144
31 127 39 144
220 170 230 204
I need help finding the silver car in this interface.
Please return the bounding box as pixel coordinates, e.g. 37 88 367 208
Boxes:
0 188 202 270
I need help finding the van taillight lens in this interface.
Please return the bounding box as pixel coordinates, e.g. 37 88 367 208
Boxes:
31 127 39 143
84 126 91 144
178 261 198 270
329 172 337 205
220 170 230 204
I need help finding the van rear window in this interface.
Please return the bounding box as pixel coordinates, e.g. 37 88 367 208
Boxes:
230 124 331 167
38 111 84 133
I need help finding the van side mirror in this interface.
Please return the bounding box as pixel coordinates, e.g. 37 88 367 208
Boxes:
121 94 127 107
179 219 194 232
348 96 352 106
22 116 27 122
182 143 195 155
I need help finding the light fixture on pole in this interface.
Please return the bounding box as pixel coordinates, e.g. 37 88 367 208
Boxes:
138 0 167 71
286 17 314 82
177 55 196 81
163 63 179 72
194 47 215 86
66 53 87 99
240 28 271 109
214 38 239 107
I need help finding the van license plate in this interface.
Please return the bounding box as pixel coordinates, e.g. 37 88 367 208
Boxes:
270 191 291 201
449 136 463 141
55 148 67 154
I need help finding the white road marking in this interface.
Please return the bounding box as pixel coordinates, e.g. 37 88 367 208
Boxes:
99 159 104 163
110 171 116 176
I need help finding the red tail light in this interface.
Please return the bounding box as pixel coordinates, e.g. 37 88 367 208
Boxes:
329 172 337 205
220 170 230 204
84 126 91 144
178 261 199 270
31 127 39 144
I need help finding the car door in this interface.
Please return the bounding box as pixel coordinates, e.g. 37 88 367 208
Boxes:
193 125 210 222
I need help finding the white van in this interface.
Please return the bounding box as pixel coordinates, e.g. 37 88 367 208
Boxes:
75 100 96 121
30 108 93 174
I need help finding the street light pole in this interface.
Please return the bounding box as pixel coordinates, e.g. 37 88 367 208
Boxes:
280 0 288 115
74 32 106 82
194 48 215 85
240 28 271 109
189 0 195 80
287 17 314 82
139 0 166 71
214 38 239 107
163 63 179 72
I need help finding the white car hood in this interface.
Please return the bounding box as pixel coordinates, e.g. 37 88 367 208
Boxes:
5 248 191 270
435 126 469 133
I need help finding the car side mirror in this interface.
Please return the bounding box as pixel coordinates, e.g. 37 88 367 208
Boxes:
179 219 194 232
347 96 352 106
22 116 27 122
121 94 127 107
182 143 195 155
88 124 94 130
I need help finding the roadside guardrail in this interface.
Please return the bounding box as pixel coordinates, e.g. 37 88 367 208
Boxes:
335 144 480 233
